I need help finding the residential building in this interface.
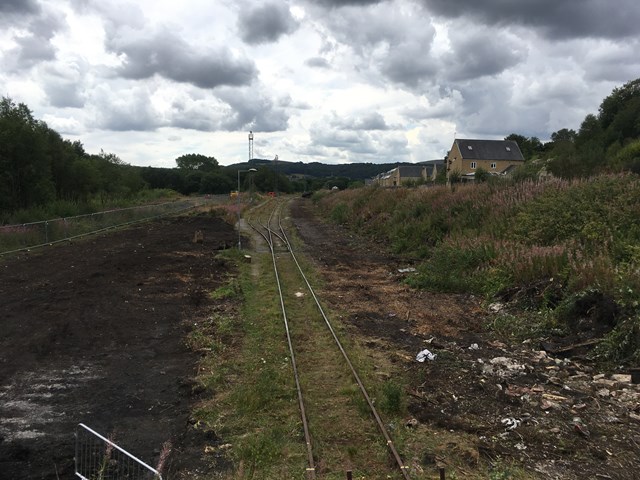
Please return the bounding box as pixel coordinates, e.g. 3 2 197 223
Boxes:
446 139 525 181
372 160 444 187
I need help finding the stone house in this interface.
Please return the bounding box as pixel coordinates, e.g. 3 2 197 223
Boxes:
446 139 525 181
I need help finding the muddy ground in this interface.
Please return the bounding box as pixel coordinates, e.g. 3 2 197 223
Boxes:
288 198 640 480
0 212 237 480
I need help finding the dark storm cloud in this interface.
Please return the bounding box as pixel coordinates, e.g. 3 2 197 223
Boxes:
2 7 66 70
445 29 525 81
237 3 299 45
380 46 438 88
321 3 438 88
420 0 640 39
11 35 56 64
0 0 40 15
108 29 257 89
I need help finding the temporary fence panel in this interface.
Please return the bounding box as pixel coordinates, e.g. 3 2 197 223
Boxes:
75 423 162 480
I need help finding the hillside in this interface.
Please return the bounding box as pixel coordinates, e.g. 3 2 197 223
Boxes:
233 158 425 180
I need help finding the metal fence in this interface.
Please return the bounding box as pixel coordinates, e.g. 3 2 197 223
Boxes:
0 200 196 256
75 424 162 480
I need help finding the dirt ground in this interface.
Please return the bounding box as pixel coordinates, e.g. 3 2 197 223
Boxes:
3 200 639 480
288 198 640 480
0 212 237 480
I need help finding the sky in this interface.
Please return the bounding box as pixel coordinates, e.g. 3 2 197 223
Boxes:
1 0 639 168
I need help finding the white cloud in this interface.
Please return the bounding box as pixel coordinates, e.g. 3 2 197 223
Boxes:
0 0 638 167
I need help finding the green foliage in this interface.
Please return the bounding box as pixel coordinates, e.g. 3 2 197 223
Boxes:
504 133 546 160
330 202 349 224
175 153 219 171
0 96 150 216
408 242 498 293
611 139 640 173
379 381 404 415
545 77 640 177
474 166 490 182
315 173 640 362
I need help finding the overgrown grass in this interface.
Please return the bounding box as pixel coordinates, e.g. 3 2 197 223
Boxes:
315 174 640 363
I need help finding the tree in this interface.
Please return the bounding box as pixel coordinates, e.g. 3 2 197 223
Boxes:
504 133 545 160
199 172 235 194
175 153 219 172
474 167 490 182
0 97 55 211
550 128 577 143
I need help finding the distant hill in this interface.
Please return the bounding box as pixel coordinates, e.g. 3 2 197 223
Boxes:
225 158 443 180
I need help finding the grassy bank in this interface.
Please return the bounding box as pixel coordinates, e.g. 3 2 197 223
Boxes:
314 174 640 363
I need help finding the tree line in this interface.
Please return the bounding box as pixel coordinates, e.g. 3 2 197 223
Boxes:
0 96 355 218
505 77 640 179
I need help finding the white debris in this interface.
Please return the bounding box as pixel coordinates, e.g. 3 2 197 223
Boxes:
488 302 505 313
398 267 416 273
416 349 437 362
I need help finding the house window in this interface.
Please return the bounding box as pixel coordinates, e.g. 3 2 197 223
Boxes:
467 145 473 150
470 162 476 169
506 146 511 152
491 162 497 169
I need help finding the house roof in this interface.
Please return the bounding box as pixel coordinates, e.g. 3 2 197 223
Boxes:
454 139 524 161
398 165 424 178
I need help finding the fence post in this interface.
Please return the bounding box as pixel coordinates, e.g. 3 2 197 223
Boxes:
45 221 48 243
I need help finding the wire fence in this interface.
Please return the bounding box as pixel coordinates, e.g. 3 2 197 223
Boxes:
0 200 197 256
75 423 162 480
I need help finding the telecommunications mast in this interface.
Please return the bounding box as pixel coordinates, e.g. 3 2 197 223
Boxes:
248 131 254 161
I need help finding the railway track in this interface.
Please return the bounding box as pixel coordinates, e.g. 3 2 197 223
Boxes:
246 199 410 479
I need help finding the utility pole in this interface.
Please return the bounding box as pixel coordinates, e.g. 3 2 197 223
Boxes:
274 154 278 196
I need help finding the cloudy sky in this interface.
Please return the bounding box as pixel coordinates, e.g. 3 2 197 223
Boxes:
1 0 639 167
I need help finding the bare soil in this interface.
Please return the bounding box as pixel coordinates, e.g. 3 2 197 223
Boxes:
288 198 640 479
0 213 237 480
3 200 639 480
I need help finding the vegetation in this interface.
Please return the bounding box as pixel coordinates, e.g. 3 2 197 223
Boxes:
316 173 640 363
507 78 640 179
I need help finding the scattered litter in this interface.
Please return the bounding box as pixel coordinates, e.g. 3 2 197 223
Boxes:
294 292 305 298
416 349 437 362
611 374 632 383
483 357 526 378
515 442 527 451
398 267 416 273
405 418 419 428
469 343 479 350
488 302 504 313
502 417 521 430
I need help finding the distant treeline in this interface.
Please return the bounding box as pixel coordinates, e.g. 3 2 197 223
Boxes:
0 96 372 219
